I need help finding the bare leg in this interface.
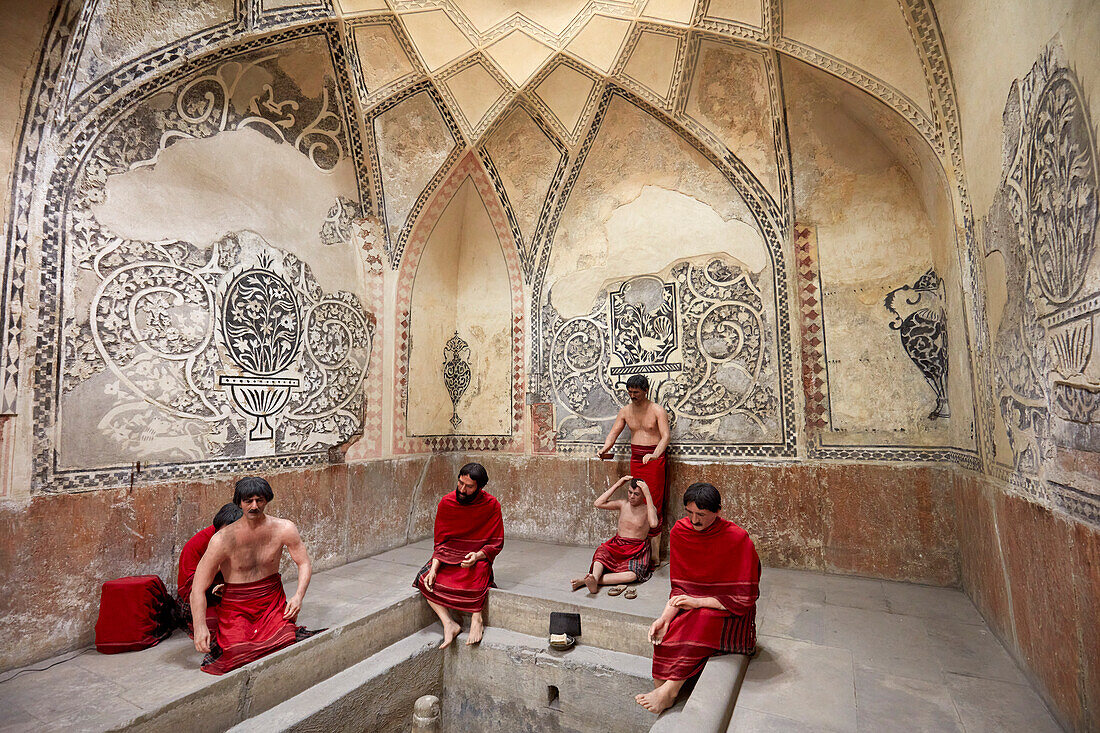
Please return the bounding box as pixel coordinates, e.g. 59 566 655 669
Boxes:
425 598 461 649
650 536 661 567
466 612 484 645
585 563 603 593
599 571 638 585
635 679 686 714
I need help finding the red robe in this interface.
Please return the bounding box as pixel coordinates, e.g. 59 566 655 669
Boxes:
201 573 301 675
177 525 216 599
652 517 760 681
631 444 666 537
591 534 653 583
415 490 504 613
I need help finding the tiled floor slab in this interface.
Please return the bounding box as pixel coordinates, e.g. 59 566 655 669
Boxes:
854 664 964 732
947 673 1064 733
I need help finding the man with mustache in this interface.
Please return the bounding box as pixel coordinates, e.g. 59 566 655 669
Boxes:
596 374 671 565
635 482 760 714
190 476 320 674
414 462 504 648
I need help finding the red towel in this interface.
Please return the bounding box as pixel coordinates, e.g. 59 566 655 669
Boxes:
94 575 174 654
591 534 653 583
414 490 504 613
630 444 666 537
201 573 298 675
652 517 760 680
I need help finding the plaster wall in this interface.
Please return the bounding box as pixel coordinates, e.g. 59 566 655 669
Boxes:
786 57 974 445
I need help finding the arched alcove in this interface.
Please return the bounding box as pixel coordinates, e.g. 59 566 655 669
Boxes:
393 152 525 453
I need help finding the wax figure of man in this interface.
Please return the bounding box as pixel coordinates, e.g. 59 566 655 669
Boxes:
177 502 243 635
635 482 760 714
414 462 504 649
191 477 320 675
596 374 671 564
571 475 658 594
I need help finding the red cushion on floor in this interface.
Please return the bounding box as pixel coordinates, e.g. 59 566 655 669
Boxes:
94 575 174 654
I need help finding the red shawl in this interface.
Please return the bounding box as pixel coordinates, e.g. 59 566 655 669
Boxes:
630 445 666 537
415 490 504 613
201 573 298 675
652 516 760 680
177 525 216 599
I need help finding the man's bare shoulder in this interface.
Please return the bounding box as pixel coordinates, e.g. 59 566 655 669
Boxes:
270 516 300 538
648 401 668 417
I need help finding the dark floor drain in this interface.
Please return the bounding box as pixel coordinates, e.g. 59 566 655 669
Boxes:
547 685 561 710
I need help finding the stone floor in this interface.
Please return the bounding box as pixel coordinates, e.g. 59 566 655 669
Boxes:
0 538 1064 732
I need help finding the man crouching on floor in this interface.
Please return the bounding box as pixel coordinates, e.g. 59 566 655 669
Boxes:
636 482 760 714
191 476 322 674
414 462 504 648
571 475 658 596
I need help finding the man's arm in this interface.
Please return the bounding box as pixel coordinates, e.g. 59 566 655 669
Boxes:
648 598 682 644
283 522 311 621
642 405 671 463
670 595 725 611
594 475 630 509
424 557 441 589
190 537 226 653
638 480 659 528
596 411 628 459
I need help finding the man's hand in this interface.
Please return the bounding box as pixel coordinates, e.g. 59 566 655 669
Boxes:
194 624 211 654
424 567 437 591
596 448 612 460
284 593 303 621
649 617 670 645
460 551 481 568
637 479 651 495
670 594 702 610
641 452 654 464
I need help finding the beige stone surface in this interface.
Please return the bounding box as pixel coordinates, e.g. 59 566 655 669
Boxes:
703 0 763 26
784 0 931 116
484 30 554 88
399 9 474 73
622 29 680 100
444 61 507 131
352 23 417 95
565 14 632 73
374 91 456 242
531 62 596 135
482 106 562 251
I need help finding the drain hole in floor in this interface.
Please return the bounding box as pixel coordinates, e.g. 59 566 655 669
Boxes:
548 685 561 710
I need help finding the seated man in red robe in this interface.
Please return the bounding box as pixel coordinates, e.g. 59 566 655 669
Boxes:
414 462 504 649
596 374 671 565
176 502 242 634
571 475 658 594
191 477 320 675
636 482 760 714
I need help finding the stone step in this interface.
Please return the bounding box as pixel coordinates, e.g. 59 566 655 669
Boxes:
229 627 446 733
651 654 749 733
113 592 434 732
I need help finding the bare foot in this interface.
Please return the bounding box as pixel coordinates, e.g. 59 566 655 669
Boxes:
634 686 676 714
571 577 587 591
439 619 461 649
466 616 484 645
584 573 598 594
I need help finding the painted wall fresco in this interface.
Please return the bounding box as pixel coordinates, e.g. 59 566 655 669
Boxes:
39 32 377 489
983 40 1100 523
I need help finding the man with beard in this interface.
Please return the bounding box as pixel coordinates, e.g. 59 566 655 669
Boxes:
190 476 321 674
177 502 243 635
596 374 671 565
571 475 658 594
635 482 760 714
414 462 504 648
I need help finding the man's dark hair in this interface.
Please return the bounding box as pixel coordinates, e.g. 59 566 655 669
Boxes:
213 502 243 530
629 478 640 489
626 374 649 392
683 482 721 512
459 462 489 489
234 476 274 506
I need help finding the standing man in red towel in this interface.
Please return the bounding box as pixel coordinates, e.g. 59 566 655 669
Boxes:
414 462 504 649
190 476 319 675
635 482 760 714
596 374 671 564
177 502 242 634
